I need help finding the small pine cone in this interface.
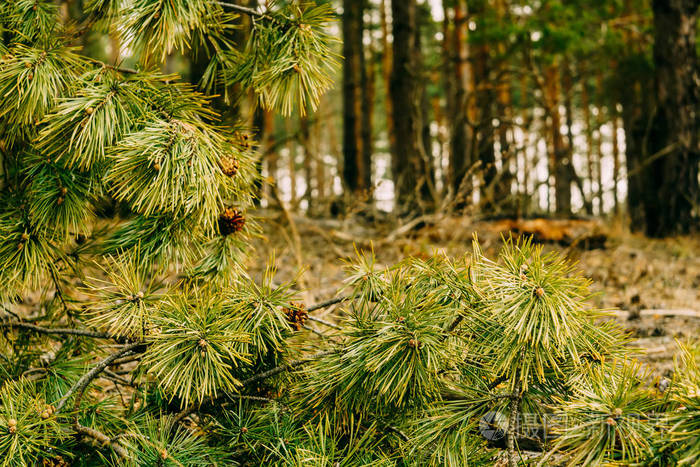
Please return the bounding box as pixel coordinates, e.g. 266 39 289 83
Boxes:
218 208 245 236
220 156 239 177
284 302 308 331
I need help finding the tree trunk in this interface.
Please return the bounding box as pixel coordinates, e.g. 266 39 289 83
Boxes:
581 76 596 215
474 43 497 208
643 0 700 236
361 45 375 197
444 0 472 207
416 3 436 206
611 104 621 215
595 74 605 215
380 0 395 157
342 0 364 194
390 0 421 212
544 63 572 215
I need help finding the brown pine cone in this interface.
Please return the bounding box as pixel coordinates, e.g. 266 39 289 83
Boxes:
218 208 245 236
220 156 239 177
284 302 308 331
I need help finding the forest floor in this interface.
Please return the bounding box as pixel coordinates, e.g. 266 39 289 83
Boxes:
249 210 700 377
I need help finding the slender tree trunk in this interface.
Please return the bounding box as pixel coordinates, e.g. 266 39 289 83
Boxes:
611 104 621 215
286 118 297 208
342 0 364 194
361 45 375 197
544 63 571 215
444 0 472 207
581 76 596 215
474 43 497 208
595 74 605 215
415 3 436 206
643 0 700 236
301 115 312 210
380 0 395 157
264 110 276 203
390 0 421 212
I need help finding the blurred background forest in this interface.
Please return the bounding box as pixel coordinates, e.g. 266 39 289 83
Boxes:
5 0 699 398
78 0 699 239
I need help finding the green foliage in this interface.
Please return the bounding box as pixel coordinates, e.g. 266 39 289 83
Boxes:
83 253 162 339
142 290 251 407
0 43 83 131
122 414 226 466
222 263 298 366
0 379 66 466
0 202 61 297
667 342 700 465
229 0 340 115
547 360 658 465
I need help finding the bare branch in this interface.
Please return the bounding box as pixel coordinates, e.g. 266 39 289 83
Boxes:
0 321 112 339
56 343 144 412
241 348 336 387
213 1 264 18
307 295 350 312
74 423 131 460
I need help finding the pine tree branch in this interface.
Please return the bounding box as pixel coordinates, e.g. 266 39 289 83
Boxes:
307 295 350 312
507 390 523 467
212 1 265 18
241 348 336 387
307 315 341 329
56 343 145 412
0 321 113 339
49 267 68 312
74 423 131 460
174 348 338 424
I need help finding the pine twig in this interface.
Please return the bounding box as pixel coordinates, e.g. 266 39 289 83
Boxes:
49 267 68 312
507 390 523 467
213 1 265 18
74 423 131 459
307 315 341 329
0 321 112 339
241 348 336 387
56 343 144 412
307 295 350 312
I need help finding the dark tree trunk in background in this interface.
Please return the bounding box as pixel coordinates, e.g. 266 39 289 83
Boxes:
342 0 365 194
416 2 436 205
544 63 572 215
390 0 421 212
474 43 497 207
361 46 375 196
444 0 472 206
643 0 700 236
620 72 652 230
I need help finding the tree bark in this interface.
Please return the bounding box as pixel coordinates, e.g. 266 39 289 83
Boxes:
444 0 473 207
390 0 421 212
544 63 572 215
643 0 700 236
342 0 365 194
